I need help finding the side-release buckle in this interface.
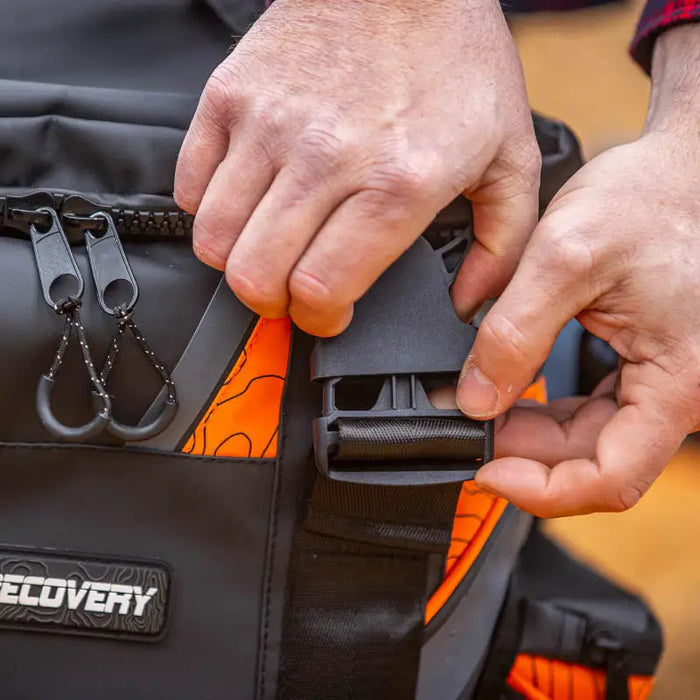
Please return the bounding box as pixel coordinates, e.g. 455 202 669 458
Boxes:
312 222 493 486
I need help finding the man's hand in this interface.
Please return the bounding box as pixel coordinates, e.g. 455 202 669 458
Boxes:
456 24 700 517
175 0 539 336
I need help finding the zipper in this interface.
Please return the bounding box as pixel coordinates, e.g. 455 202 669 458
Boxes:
1 191 193 242
586 630 630 700
22 197 178 443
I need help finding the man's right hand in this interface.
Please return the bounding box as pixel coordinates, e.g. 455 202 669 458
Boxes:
175 0 540 337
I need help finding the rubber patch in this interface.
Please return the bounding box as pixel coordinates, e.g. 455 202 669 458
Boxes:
0 546 170 641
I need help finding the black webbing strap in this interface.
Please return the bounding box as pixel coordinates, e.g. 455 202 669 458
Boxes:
336 417 487 463
278 475 462 699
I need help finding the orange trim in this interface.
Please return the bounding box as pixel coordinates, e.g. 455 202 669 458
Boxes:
181 317 292 458
519 376 547 404
426 377 548 623
425 491 508 623
508 655 655 700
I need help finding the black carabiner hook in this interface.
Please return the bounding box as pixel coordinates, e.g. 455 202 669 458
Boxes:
29 209 112 442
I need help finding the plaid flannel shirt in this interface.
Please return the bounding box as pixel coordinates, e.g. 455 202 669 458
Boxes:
632 0 700 71
511 0 700 72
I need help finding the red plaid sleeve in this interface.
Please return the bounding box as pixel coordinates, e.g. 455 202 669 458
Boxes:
632 0 700 72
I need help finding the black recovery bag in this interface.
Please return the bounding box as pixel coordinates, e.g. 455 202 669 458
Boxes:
476 528 662 700
0 2 661 698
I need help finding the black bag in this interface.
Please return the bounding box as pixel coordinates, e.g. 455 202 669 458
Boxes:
0 2 660 698
476 528 662 700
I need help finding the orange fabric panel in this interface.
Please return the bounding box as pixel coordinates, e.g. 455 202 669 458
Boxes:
520 376 547 404
629 676 656 700
425 488 508 623
508 655 655 700
426 377 548 623
181 317 292 458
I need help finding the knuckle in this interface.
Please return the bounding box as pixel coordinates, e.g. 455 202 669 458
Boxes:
192 216 218 251
202 63 245 125
289 267 337 310
192 211 235 263
534 225 595 281
519 145 543 185
293 121 352 182
371 160 429 201
253 97 288 140
300 120 347 160
479 312 533 360
226 264 287 316
366 144 435 203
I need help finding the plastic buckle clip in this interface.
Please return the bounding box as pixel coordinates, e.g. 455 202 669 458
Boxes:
312 227 493 486
314 374 493 486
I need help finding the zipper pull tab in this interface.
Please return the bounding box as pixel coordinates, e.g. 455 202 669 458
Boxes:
84 211 138 316
29 207 84 309
28 207 111 442
84 212 178 443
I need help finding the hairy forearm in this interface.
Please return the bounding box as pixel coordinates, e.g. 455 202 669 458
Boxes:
646 24 700 133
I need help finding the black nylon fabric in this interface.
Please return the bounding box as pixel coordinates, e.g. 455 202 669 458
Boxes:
279 476 461 699
0 0 233 93
0 443 275 699
280 535 429 700
0 236 221 444
476 528 662 699
0 81 197 196
336 417 487 462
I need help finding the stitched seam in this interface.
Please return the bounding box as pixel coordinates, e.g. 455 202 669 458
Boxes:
229 318 265 384
0 442 271 465
257 326 292 699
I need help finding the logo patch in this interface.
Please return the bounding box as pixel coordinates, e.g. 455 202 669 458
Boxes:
0 547 170 641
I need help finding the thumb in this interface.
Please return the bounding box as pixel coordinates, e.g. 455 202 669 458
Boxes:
456 222 594 418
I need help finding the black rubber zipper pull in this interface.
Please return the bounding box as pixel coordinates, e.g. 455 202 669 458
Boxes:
30 206 85 307
85 212 178 442
84 211 139 315
28 207 111 442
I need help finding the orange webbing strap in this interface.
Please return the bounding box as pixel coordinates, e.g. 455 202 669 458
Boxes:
507 654 655 700
181 317 292 458
425 376 548 624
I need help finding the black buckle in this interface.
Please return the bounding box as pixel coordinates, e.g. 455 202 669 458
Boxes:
312 227 493 486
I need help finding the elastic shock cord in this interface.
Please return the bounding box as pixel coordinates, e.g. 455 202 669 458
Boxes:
36 297 112 441
95 306 178 441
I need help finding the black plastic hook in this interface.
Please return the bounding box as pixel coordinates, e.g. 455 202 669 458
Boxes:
91 393 178 442
38 374 110 442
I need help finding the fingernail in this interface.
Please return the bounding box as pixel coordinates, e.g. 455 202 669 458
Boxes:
193 244 225 271
457 364 499 417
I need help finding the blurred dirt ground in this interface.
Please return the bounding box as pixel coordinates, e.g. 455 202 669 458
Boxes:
512 6 699 697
